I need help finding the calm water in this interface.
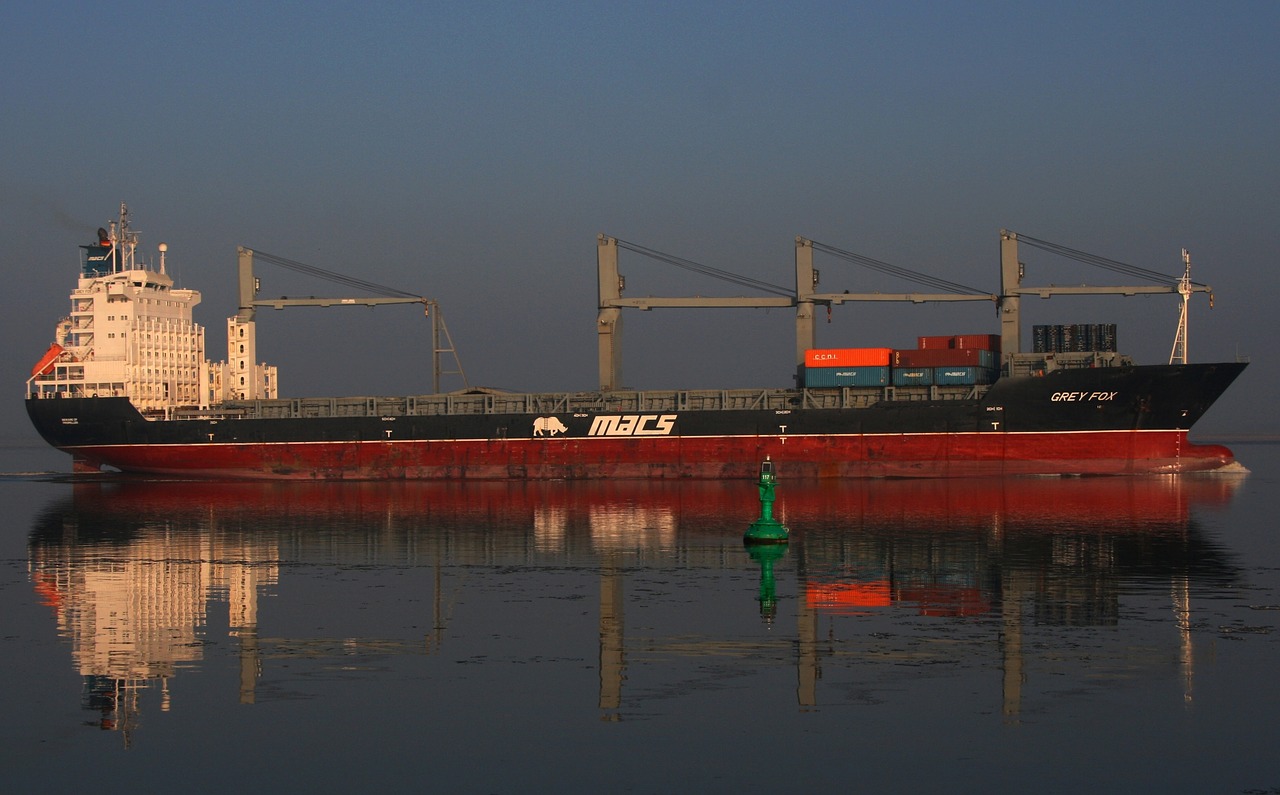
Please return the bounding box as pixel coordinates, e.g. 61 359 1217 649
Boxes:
2 441 1277 793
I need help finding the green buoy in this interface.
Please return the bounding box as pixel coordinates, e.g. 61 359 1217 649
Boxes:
744 456 789 544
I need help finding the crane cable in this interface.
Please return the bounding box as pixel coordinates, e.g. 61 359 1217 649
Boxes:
250 249 425 299
1013 234 1207 287
808 240 992 296
614 239 795 298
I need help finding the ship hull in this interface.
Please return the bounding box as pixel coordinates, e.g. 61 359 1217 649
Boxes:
26 362 1248 480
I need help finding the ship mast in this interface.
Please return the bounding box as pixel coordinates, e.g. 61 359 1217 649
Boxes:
1169 249 1192 365
108 201 140 273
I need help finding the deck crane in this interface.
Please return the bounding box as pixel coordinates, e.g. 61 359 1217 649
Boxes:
596 231 1214 391
232 247 466 397
998 232 1212 369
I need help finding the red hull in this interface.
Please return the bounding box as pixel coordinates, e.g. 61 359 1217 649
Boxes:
65 428 1239 480
50 462 1239 527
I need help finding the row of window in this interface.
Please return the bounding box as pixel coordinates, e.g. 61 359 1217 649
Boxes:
91 329 202 338
134 348 203 360
134 368 203 379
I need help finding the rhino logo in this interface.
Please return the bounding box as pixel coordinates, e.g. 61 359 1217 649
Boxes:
533 416 568 437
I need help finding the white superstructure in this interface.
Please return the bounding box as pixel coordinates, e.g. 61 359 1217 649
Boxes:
26 203 277 413
215 315 276 401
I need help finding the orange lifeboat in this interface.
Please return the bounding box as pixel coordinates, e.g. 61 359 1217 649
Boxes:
31 343 63 377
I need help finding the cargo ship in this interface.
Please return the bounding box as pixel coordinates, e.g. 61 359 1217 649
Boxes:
25 204 1247 480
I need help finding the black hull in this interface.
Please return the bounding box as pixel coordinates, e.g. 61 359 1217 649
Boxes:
26 362 1248 480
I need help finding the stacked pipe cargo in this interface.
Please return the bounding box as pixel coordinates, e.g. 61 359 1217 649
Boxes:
1096 323 1118 352
1072 324 1093 352
1032 324 1118 353
1032 325 1048 354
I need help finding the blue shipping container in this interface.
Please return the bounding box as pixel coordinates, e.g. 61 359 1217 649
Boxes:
892 368 933 386
804 366 890 387
933 366 997 385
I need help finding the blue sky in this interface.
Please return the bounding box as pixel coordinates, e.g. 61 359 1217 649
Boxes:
3 0 1277 439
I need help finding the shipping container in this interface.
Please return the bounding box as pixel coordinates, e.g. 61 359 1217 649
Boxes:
803 366 891 388
804 347 894 367
952 334 1000 352
892 368 933 386
933 366 997 385
917 334 1000 351
893 348 996 369
917 335 954 350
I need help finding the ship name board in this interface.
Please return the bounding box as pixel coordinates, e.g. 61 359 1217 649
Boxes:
1051 391 1119 402
588 414 677 437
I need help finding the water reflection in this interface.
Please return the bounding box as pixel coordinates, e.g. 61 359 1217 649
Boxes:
28 474 1242 742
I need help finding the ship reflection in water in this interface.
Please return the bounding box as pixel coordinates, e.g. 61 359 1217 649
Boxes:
28 474 1242 743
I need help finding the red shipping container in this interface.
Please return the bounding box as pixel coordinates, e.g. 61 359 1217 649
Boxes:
917 335 954 350
952 334 1001 351
805 347 893 367
894 348 994 368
